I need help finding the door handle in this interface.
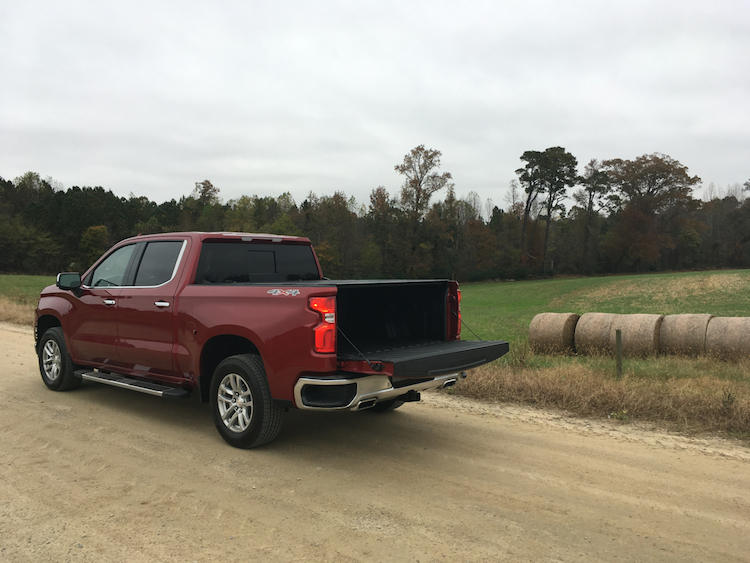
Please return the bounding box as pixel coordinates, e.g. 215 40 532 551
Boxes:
154 301 170 308
102 299 116 306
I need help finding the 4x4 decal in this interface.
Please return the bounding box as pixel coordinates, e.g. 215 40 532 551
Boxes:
267 289 301 296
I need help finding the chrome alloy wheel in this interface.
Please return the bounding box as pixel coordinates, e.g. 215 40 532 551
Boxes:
42 339 62 382
217 372 254 433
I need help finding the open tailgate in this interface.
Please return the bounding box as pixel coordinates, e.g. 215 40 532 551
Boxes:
338 340 509 378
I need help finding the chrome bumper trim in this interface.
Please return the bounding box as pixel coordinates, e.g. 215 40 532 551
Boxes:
293 372 462 411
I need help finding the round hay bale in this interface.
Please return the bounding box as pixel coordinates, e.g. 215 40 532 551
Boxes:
609 314 664 357
659 314 713 356
706 317 750 359
529 313 580 354
574 313 619 354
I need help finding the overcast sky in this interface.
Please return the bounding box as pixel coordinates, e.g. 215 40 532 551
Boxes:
2 0 749 213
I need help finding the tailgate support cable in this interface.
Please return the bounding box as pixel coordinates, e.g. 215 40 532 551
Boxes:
451 310 484 341
337 327 383 372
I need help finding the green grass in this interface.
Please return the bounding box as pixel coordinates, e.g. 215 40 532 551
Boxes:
459 269 750 386
0 275 56 305
461 269 750 344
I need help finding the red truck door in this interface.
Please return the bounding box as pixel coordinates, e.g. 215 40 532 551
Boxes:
67 243 138 366
115 240 187 377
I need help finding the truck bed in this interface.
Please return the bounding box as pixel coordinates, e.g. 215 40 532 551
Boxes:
333 279 508 377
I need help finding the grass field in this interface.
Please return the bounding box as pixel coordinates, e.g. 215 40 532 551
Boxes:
457 270 750 437
2 270 749 437
460 269 750 343
0 275 55 325
0 275 56 304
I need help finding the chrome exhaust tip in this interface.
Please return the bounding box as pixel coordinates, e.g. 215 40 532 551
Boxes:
357 398 377 410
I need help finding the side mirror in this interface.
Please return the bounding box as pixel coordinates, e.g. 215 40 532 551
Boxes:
56 272 82 291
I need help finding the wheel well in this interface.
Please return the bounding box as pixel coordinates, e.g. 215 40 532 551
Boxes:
199 335 260 402
35 315 62 349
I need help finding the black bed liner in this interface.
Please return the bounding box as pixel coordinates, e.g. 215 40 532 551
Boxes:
338 339 509 378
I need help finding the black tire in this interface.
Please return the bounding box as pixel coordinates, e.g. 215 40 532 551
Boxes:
37 327 81 391
209 354 284 448
370 398 405 412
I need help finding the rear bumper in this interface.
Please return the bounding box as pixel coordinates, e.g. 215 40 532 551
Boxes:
293 372 465 411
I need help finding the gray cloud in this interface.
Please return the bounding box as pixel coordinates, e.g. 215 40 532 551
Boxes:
2 0 748 210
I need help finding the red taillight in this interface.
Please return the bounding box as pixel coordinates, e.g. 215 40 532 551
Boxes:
447 285 462 340
456 289 462 338
308 297 336 353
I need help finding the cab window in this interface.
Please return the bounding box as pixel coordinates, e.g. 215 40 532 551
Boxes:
194 242 321 284
89 244 136 287
133 241 185 287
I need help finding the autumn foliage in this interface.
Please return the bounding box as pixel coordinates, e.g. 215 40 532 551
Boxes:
1 149 749 278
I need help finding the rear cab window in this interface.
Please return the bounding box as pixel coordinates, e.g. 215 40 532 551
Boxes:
133 241 186 287
194 241 321 284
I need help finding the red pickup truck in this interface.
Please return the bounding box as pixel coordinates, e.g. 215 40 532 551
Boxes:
35 232 508 448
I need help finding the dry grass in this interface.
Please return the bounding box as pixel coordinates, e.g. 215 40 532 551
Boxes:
0 296 35 326
456 352 750 437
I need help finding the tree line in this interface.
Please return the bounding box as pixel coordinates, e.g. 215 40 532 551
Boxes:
2 145 749 280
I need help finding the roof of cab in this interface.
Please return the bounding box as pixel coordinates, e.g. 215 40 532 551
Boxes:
119 231 312 244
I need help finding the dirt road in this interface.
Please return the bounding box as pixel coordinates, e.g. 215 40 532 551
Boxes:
1 324 749 562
